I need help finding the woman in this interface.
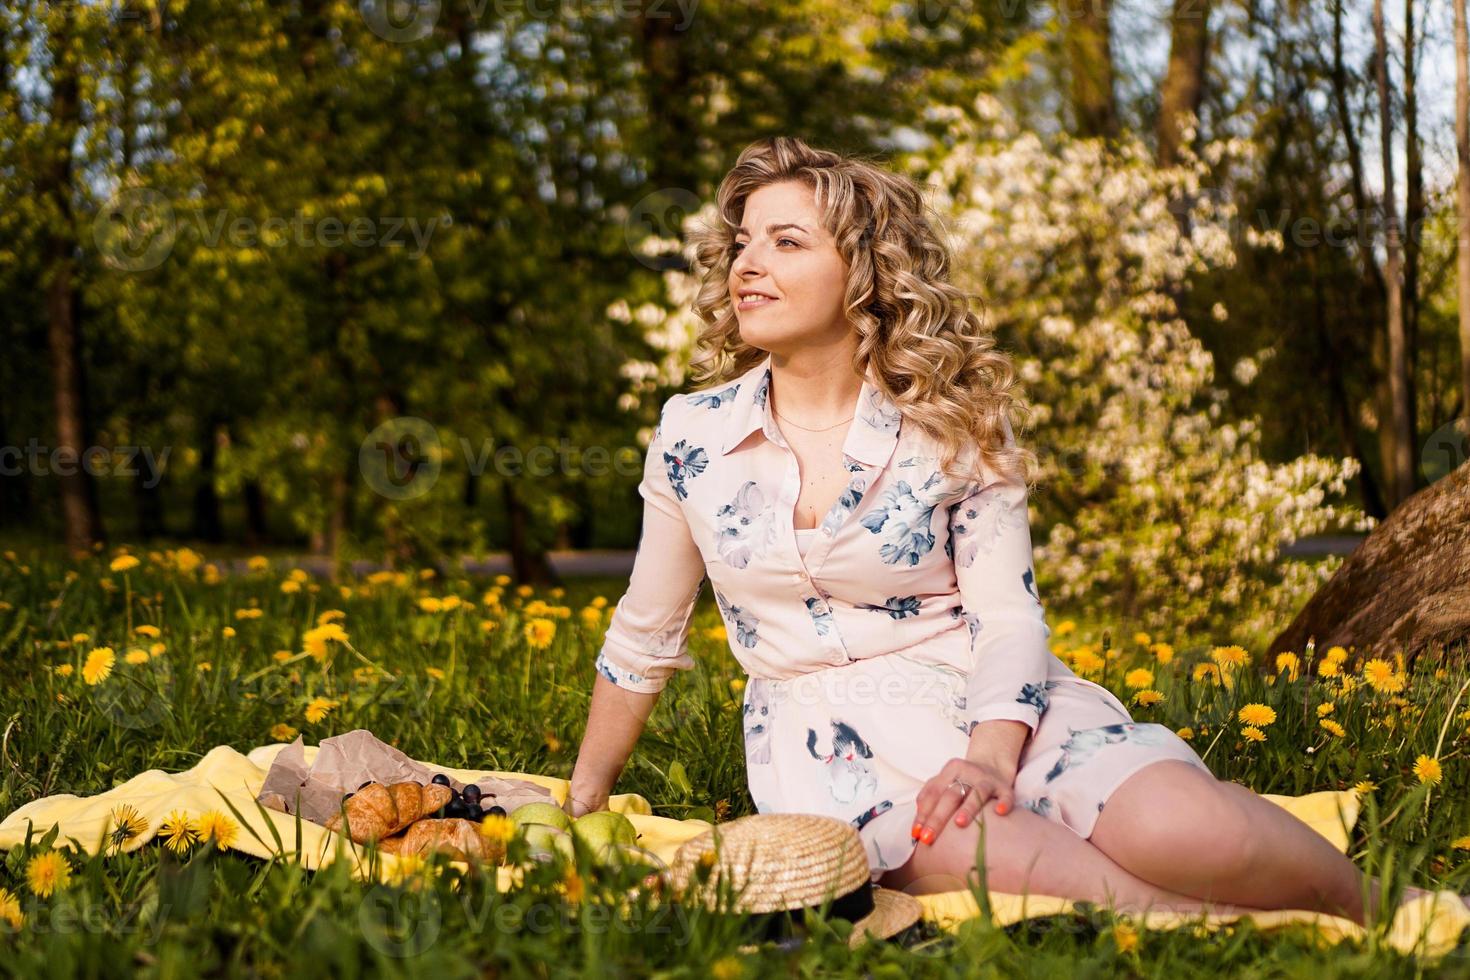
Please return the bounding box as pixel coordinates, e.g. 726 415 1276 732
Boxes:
565 136 1432 924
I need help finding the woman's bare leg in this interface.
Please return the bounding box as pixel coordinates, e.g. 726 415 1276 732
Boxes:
877 796 1264 917
1087 761 1403 926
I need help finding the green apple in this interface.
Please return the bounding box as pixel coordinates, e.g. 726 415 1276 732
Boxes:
510 801 572 832
571 811 638 855
521 824 574 863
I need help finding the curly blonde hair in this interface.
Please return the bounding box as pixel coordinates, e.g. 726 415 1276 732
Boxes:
683 135 1038 492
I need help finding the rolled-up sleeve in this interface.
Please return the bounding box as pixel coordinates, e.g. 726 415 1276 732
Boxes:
592 404 707 695
950 448 1053 733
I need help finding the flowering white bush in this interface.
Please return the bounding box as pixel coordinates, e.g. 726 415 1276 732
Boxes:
625 96 1374 645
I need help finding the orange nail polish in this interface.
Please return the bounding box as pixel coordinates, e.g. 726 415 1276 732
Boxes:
996 802 1009 815
920 828 935 845
911 822 921 839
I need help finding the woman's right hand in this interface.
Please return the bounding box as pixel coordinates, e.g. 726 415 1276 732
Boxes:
563 787 608 819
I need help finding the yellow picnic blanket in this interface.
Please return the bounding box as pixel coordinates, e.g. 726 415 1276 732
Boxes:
1 740 1466 959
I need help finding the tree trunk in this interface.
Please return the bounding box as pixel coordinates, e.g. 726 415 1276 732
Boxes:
1403 0 1422 464
1269 461 1470 666
1455 0 1470 419
1065 0 1118 139
1372 0 1415 507
42 6 102 556
503 479 557 586
243 479 268 547
1157 0 1210 167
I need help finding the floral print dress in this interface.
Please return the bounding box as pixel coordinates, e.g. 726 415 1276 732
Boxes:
594 352 1209 881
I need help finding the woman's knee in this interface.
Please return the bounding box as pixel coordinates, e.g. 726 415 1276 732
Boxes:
1093 766 1260 880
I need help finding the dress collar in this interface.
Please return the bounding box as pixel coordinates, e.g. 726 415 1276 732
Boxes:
717 352 901 466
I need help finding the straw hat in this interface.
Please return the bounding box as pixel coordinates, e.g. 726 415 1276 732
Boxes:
667 813 923 948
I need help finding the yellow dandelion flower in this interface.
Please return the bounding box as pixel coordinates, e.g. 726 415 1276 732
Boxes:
705 624 728 642
1413 755 1443 785
579 607 603 630
196 810 239 850
1353 780 1377 796
523 617 557 650
418 568 436 581
1275 652 1300 681
1132 632 1151 646
1151 642 1175 665
516 584 533 598
729 677 746 696
150 642 165 657
1317 702 1335 716
590 596 608 609
1317 658 1341 677
1319 719 1346 737
711 956 743 980
441 595 463 612
272 650 293 663
302 622 349 662
159 810 200 855
1175 726 1195 740
1072 650 1105 675
1111 920 1140 953
494 574 511 586
280 580 301 595
221 627 236 639
247 555 270 572
1238 704 1277 727
1192 662 1221 685
479 619 499 634
133 624 161 639
1241 726 1266 743
1452 836 1470 852
316 609 347 625
478 813 516 852
109 555 140 573
1133 689 1165 707
417 596 443 614
425 666 446 680
70 632 90 645
1325 645 1349 663
1362 659 1405 694
1210 645 1249 669
124 649 150 665
235 608 264 620
560 865 585 904
1124 668 1154 689
1054 619 1077 636
53 663 74 677
481 590 502 609
82 647 116 685
104 803 148 853
270 723 298 741
289 568 310 584
304 697 339 724
197 661 212 672
25 850 71 898
0 886 22 929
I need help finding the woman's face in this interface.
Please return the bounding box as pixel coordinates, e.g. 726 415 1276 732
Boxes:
727 180 850 353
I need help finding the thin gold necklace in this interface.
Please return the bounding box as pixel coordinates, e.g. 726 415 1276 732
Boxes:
773 408 852 432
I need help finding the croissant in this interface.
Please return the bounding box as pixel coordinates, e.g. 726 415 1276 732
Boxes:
324 781 454 843
378 818 496 863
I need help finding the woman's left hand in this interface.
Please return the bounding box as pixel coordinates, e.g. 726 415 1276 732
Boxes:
910 756 1016 846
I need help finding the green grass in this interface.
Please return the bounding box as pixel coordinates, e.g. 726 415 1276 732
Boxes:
0 547 1468 976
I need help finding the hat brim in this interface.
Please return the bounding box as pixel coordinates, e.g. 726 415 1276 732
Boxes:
846 887 924 948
